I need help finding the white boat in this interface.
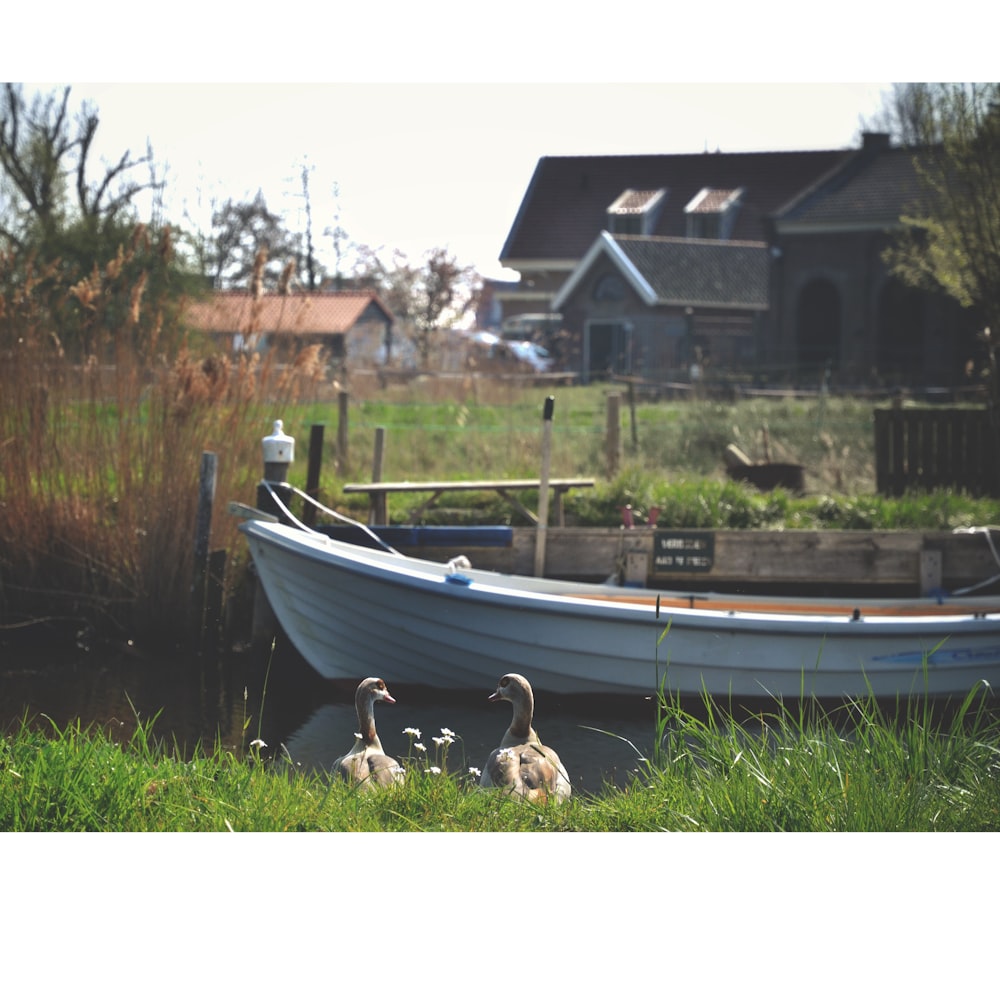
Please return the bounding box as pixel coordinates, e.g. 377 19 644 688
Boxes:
239 518 1000 701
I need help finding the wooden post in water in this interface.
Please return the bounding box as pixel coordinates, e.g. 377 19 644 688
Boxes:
192 451 217 644
534 396 555 578
302 423 325 527
336 390 349 476
606 392 621 477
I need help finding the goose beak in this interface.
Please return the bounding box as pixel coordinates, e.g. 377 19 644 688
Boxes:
488 690 501 702
383 692 396 705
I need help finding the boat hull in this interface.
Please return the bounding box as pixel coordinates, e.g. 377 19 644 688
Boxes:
240 520 1000 700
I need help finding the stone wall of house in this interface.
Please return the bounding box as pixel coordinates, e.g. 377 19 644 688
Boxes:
766 230 978 386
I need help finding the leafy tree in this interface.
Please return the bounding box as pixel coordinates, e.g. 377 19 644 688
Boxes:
877 83 1000 368
205 190 301 290
863 82 939 148
0 84 200 360
0 84 160 267
351 244 480 365
410 247 480 365
298 162 319 290
323 180 349 291
350 243 417 315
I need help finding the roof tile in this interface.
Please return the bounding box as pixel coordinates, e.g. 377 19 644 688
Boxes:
501 149 851 261
184 291 393 335
612 234 769 309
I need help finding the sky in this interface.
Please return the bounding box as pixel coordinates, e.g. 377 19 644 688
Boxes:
12 3 988 287
38 81 892 284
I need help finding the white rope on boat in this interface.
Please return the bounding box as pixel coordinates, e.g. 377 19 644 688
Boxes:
952 525 1000 595
260 480 403 556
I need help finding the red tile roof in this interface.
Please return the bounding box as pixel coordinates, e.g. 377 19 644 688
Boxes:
184 291 394 335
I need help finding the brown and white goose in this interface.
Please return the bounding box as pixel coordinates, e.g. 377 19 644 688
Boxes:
480 672 571 803
333 677 404 788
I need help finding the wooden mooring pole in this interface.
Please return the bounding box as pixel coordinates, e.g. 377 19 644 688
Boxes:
370 426 386 525
302 423 325 527
534 396 555 578
336 390 349 475
192 450 220 647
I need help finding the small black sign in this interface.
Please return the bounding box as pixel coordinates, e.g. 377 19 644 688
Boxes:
653 531 715 573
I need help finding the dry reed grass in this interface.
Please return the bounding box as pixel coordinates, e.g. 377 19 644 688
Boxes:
0 233 329 641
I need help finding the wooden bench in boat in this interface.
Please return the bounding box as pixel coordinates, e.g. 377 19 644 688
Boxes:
342 477 595 526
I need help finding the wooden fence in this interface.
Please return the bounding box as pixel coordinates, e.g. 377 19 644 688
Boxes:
874 407 999 496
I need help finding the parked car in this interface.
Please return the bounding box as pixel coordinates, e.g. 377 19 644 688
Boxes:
455 329 554 373
506 340 553 372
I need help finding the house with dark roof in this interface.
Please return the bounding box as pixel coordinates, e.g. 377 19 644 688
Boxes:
764 131 975 384
499 134 978 386
552 233 769 380
498 147 849 316
184 290 399 367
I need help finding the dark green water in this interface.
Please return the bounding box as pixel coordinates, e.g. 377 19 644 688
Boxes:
0 633 658 794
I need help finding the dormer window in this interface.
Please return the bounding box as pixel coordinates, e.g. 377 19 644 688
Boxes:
685 187 743 240
607 188 667 235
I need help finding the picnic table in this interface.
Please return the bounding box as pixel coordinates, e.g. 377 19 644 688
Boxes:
342 477 595 526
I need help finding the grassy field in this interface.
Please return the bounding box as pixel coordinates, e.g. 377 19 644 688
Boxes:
2 358 998 642
3 680 998 831
299 380 997 532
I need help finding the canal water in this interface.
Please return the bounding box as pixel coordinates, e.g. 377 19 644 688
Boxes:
0 632 661 795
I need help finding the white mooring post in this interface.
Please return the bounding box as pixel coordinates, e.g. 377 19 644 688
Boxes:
257 419 296 522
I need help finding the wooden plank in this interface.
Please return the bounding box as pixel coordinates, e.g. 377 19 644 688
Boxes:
439 528 1000 593
343 478 595 528
343 478 595 493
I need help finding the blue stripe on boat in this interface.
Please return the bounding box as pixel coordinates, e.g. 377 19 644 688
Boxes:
314 525 513 548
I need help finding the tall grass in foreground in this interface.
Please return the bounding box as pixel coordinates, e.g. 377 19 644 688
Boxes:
2 685 998 831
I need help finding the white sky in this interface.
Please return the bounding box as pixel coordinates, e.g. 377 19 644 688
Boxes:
13 2 987 284
30 80 889 282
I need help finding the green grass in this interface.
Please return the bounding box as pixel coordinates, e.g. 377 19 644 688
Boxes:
297 387 998 531
4 685 998 831
3 352 997 640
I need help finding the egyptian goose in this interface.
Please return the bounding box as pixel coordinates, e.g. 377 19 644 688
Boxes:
480 673 571 803
333 677 404 788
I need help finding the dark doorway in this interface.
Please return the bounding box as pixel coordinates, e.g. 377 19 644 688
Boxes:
585 321 630 382
877 278 924 381
795 278 841 371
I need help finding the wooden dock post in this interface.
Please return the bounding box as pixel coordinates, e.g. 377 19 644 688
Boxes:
370 426 386 525
302 423 325 527
192 450 218 644
336 390 349 475
534 396 555 577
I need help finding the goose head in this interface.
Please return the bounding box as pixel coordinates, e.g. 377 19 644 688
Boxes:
488 672 538 744
355 676 396 744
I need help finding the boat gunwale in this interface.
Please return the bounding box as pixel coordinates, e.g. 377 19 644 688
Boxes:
239 521 1000 636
